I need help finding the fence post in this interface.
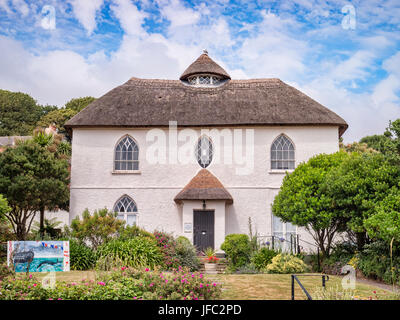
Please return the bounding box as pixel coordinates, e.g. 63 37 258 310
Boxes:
297 234 300 254
322 275 326 289
291 275 295 300
272 236 275 251
317 247 320 272
290 234 293 254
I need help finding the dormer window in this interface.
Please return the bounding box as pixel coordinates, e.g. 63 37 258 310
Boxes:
187 74 221 86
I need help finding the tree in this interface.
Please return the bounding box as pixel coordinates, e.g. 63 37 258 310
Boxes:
0 89 41 136
30 129 71 236
364 187 400 243
36 108 77 138
360 118 400 164
0 140 69 240
0 194 10 221
69 208 125 249
36 96 95 139
65 96 96 112
324 152 400 250
272 152 349 258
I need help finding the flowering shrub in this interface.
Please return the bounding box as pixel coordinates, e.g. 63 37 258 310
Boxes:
153 231 179 270
266 254 309 274
0 266 221 300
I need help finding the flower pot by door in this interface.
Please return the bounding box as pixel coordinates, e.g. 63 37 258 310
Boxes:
204 263 218 274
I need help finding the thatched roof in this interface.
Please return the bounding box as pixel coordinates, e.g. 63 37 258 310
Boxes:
174 169 233 204
179 52 231 80
65 53 348 137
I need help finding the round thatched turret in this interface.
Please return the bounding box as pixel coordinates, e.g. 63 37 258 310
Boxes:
179 50 231 81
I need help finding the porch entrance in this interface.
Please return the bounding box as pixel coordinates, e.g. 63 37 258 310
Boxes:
193 210 215 252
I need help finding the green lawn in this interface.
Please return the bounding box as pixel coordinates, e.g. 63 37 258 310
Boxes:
28 271 393 300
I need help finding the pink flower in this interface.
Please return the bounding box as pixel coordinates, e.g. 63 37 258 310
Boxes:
165 279 168 284
58 298 62 300
149 283 154 287
145 268 150 272
200 284 203 288
133 297 137 299
33 283 37 287
29 275 32 279
212 283 217 287
71 282 76 286
97 282 105 286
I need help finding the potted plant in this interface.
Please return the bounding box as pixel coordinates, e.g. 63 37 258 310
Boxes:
202 247 219 274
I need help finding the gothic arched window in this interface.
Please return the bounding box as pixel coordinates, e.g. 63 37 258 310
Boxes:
114 135 139 171
113 195 138 226
271 135 295 170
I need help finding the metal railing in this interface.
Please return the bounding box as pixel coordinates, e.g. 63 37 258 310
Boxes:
255 234 319 255
291 274 329 300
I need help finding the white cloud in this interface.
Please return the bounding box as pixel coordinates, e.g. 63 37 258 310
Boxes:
110 0 148 36
159 0 201 28
70 0 103 35
0 0 398 143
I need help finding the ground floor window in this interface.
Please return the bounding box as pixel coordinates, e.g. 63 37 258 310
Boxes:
114 195 138 226
272 214 297 251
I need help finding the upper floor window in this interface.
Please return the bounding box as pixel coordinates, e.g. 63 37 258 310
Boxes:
271 134 295 170
114 195 138 226
196 135 213 168
114 135 139 171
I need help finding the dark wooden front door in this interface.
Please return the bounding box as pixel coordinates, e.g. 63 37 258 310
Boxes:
193 210 214 252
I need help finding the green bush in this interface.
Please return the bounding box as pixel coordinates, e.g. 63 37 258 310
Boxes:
357 240 400 285
69 239 96 271
251 247 278 271
266 254 309 274
69 208 125 249
0 267 221 300
96 237 163 270
0 263 15 280
322 242 356 275
118 225 155 241
174 237 201 271
221 234 251 271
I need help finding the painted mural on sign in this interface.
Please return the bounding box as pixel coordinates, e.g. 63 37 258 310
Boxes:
7 241 70 272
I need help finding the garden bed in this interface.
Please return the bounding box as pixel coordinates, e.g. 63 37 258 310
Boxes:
26 271 395 300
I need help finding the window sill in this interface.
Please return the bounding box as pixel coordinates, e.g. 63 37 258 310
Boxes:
268 169 294 174
112 170 141 175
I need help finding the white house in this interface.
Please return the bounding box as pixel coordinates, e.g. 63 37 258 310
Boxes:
65 52 347 253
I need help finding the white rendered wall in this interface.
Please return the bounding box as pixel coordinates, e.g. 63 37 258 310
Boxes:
69 126 340 252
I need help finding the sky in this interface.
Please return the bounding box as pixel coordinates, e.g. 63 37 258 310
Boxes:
0 0 399 142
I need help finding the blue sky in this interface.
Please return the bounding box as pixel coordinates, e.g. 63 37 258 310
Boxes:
0 0 399 142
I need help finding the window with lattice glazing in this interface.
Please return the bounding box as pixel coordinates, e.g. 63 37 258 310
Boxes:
114 136 139 171
271 135 295 170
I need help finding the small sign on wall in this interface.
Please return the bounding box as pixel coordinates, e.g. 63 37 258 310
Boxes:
184 223 192 233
